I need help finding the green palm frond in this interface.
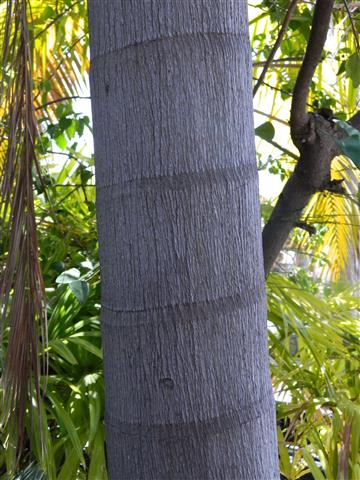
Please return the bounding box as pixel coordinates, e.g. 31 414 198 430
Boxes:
30 0 89 114
267 273 360 478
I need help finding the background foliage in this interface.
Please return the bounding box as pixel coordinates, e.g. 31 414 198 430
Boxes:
0 0 359 479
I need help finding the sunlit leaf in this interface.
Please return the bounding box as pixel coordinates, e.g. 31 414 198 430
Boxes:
345 53 360 88
56 268 81 284
255 121 275 141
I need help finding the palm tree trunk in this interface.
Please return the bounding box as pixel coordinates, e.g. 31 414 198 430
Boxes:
88 1 279 478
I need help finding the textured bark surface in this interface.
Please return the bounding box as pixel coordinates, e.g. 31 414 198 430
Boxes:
88 1 279 478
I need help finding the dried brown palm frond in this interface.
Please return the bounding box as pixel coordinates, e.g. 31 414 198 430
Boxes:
0 0 47 468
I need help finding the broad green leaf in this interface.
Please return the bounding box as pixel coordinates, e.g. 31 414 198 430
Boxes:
337 136 360 166
255 121 275 141
79 167 93 184
51 261 65 273
66 120 77 139
56 268 80 284
69 280 89 304
335 120 360 168
59 117 72 131
335 120 360 138
346 53 360 88
42 6 56 21
55 133 67 150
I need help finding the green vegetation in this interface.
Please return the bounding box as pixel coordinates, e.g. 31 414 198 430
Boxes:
0 0 359 478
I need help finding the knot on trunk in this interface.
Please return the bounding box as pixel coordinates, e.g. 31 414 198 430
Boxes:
293 112 340 191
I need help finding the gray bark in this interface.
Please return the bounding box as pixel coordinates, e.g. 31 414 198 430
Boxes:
88 1 279 478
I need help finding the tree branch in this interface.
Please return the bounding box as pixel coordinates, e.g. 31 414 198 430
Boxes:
290 0 335 140
262 109 360 275
262 0 339 275
262 172 315 274
253 0 299 97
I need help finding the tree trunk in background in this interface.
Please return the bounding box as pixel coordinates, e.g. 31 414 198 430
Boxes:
88 1 279 478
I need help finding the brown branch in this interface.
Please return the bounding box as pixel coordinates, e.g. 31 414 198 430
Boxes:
290 0 335 139
253 0 299 97
262 110 360 275
262 170 314 275
262 0 339 276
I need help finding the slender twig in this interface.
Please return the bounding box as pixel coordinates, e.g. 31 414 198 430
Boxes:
253 56 303 67
253 76 315 109
35 95 90 110
343 0 360 52
253 0 300 96
334 2 360 8
253 108 289 126
253 77 295 98
261 63 302 69
261 138 299 160
53 184 95 187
